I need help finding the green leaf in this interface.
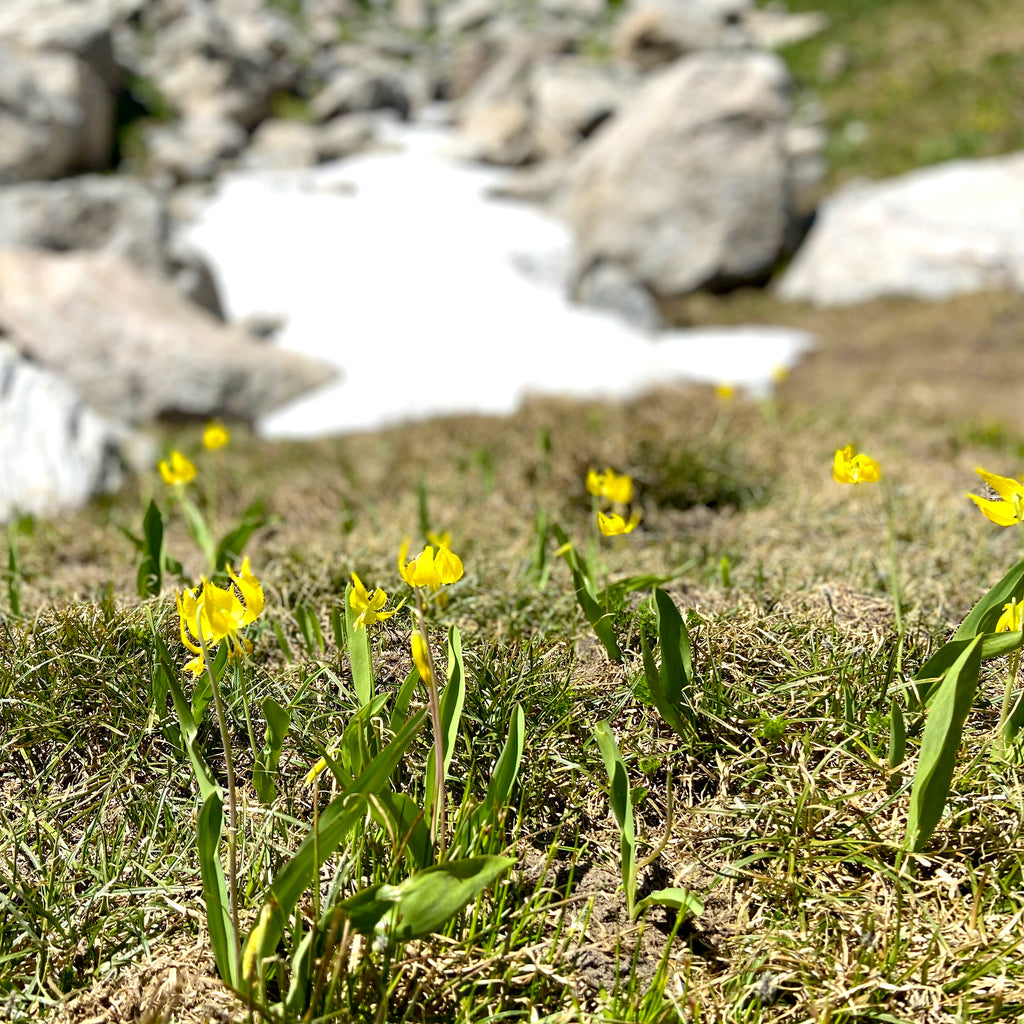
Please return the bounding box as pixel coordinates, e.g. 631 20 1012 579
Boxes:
552 524 623 663
369 791 432 871
240 708 428 991
888 698 906 770
389 667 419 733
198 791 238 985
913 631 1024 706
593 721 636 918
640 589 694 740
455 704 525 853
344 583 374 707
906 635 983 851
338 856 515 944
425 627 467 813
157 635 219 802
137 499 164 597
214 498 268 571
180 495 216 573
253 696 291 804
954 556 1024 640
634 887 703 918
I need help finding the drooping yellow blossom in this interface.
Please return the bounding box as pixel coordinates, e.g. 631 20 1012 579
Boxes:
176 558 264 675
586 467 634 505
159 450 197 486
996 598 1024 633
969 467 1024 527
349 572 402 630
203 420 230 450
832 445 881 485
714 383 736 402
598 510 641 536
398 539 464 588
411 631 433 684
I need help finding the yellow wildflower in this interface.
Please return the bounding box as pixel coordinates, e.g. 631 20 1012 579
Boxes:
398 538 464 588
969 467 1024 526
586 467 634 505
203 420 230 450
159 450 197 486
714 383 736 401
832 445 880 485
176 558 263 675
598 510 641 536
349 572 402 629
996 599 1024 633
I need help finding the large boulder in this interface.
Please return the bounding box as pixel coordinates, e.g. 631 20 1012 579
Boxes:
562 50 794 300
779 153 1024 305
0 342 131 522
0 248 337 423
0 176 168 271
0 43 114 182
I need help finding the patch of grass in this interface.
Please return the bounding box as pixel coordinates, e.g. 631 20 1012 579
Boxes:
767 0 1024 185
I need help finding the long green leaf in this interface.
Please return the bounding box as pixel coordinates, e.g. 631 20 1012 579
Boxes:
198 791 237 985
906 635 983 851
634 887 703 918
344 583 374 707
913 631 1024 706
641 589 694 740
593 721 636 917
954 556 1024 640
425 627 467 813
253 696 291 804
552 524 623 662
241 708 428 990
137 499 164 597
337 855 516 944
214 497 268 571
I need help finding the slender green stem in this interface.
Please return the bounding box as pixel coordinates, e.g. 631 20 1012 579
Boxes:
999 648 1022 743
414 589 447 854
200 624 242 975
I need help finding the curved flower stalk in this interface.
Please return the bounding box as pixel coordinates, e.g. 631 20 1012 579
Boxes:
969 467 1024 526
176 558 265 976
399 536 464 850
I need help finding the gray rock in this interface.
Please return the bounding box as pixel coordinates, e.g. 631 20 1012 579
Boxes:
614 0 752 72
246 119 322 170
743 8 829 50
144 112 248 183
778 153 1024 306
562 50 793 298
0 43 114 182
0 175 168 272
0 341 129 522
575 262 662 332
0 247 338 423
311 61 414 122
316 114 378 162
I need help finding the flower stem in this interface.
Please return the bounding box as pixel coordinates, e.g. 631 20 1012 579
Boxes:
999 649 1022 743
414 589 447 855
201 626 242 975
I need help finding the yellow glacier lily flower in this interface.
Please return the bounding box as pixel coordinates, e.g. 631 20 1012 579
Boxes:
996 598 1024 633
349 572 402 629
714 383 736 402
969 467 1024 526
203 420 230 450
586 467 634 504
411 631 433 684
832 445 880 485
598 510 641 536
159 449 197 486
398 538 464 588
176 561 264 675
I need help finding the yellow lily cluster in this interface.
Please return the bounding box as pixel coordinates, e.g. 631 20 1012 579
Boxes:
398 536 464 588
832 445 880 485
969 467 1024 527
587 466 641 536
177 558 264 676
